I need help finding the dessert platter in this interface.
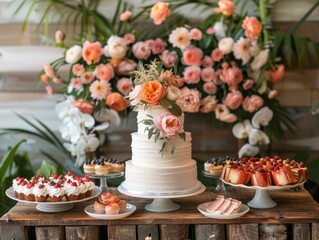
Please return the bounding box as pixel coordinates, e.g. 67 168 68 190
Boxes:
221 156 308 209
83 157 125 192
198 195 249 219
6 172 102 212
85 192 136 220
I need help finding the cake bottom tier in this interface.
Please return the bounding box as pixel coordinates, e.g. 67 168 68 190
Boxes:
123 160 199 193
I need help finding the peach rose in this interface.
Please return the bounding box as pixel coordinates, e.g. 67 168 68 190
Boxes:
200 96 217 113
117 59 137 75
72 64 85 76
106 93 127 111
214 0 236 16
120 11 133 21
177 87 202 113
203 82 217 95
117 78 133 94
190 28 203 41
150 38 167 55
82 41 103 65
242 17 262 39
224 91 243 110
201 56 214 68
123 33 135 44
242 95 264 113
140 81 166 106
160 50 178 68
201 67 216 82
222 67 243 90
243 79 254 90
183 66 201 84
73 100 94 114
150 1 171 25
71 77 83 89
182 47 203 66
132 41 151 60
211 48 224 62
95 64 114 81
155 112 183 137
81 72 94 84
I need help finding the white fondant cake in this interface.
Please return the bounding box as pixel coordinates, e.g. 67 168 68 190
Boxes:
122 106 200 194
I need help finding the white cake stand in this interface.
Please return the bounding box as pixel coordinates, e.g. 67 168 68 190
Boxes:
221 179 306 209
118 182 206 212
86 172 124 192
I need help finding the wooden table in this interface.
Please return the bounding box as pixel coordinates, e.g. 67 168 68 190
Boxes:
1 187 319 240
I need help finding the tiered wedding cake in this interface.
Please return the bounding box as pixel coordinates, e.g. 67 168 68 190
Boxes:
121 106 201 194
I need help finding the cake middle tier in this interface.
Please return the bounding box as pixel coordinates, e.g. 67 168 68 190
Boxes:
131 132 192 167
124 159 199 192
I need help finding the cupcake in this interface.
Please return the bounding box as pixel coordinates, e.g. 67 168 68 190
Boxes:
77 179 87 200
64 171 75 181
24 182 35 201
82 176 95 197
95 161 108 175
49 173 60 183
16 179 28 200
12 177 22 197
34 183 49 202
48 183 65 202
64 181 80 201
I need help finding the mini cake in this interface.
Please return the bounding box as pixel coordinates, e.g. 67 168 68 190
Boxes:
95 162 109 175
24 182 35 201
83 160 95 174
272 165 297 186
16 179 28 200
77 179 87 200
82 176 95 197
48 183 65 202
108 159 125 173
251 168 272 187
12 177 22 197
205 157 238 177
64 181 80 201
34 183 48 202
93 192 127 215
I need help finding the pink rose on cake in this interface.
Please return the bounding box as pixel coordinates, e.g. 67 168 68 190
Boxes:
155 112 184 137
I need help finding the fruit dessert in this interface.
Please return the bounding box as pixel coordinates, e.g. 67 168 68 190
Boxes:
47 182 65 202
64 181 80 201
24 182 35 201
221 156 308 187
83 156 125 175
207 195 242 215
93 192 127 215
205 156 238 177
33 183 49 202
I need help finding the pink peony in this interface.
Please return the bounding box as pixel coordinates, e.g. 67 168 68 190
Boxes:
150 1 171 25
89 80 111 100
215 104 237 123
169 27 191 50
213 69 224 85
117 59 137 75
182 47 203 66
150 38 167 55
95 64 114 81
132 41 151 60
72 64 85 76
183 66 201 84
82 41 103 65
123 33 135 44
117 78 133 94
224 91 243 110
211 48 224 62
214 0 236 16
155 112 183 137
43 64 55 78
201 56 214 68
81 72 94 84
201 67 216 82
242 95 264 113
45 85 53 95
40 74 49 84
233 37 251 64
222 67 243 90
243 79 254 90
177 87 202 113
160 50 178 68
120 10 133 21
73 100 94 114
200 96 217 113
71 77 83 90
203 82 217 95
190 28 203 41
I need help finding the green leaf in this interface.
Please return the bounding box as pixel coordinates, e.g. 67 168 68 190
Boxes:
154 132 160 142
179 132 186 141
148 128 153 140
142 119 154 125
36 161 62 178
0 140 26 184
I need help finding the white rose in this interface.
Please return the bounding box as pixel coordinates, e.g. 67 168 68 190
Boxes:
218 37 234 54
166 86 180 101
250 49 269 71
65 45 82 64
104 35 128 60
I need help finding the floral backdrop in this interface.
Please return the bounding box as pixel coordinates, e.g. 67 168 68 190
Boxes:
38 0 292 166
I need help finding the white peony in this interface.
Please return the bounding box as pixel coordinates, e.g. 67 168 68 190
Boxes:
65 45 82 64
104 35 128 60
166 86 181 101
218 37 234 54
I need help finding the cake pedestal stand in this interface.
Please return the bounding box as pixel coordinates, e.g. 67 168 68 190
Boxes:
118 182 206 212
222 180 306 209
202 171 226 193
86 172 124 193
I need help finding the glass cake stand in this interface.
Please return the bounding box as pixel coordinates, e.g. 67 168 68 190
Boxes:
202 170 226 193
118 181 206 212
86 172 124 193
221 179 306 209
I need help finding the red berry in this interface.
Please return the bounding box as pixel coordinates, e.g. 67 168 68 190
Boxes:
300 162 305 168
54 183 61 188
27 183 34 189
38 184 44 189
21 181 27 186
67 171 73 176
274 155 280 161
51 173 58 179
71 182 77 187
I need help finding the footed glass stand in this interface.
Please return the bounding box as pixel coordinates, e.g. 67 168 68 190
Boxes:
222 179 306 209
202 171 226 193
118 182 205 212
86 172 124 193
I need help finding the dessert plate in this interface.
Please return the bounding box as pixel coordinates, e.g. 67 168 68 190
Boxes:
84 203 136 220
197 202 249 219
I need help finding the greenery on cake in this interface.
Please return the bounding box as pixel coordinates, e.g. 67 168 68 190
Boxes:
129 60 186 154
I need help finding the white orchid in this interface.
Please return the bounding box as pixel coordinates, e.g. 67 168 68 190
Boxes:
232 120 253 139
94 109 120 133
55 99 74 120
63 142 87 167
252 106 273 128
249 129 270 145
238 143 259 158
75 134 100 154
60 123 82 143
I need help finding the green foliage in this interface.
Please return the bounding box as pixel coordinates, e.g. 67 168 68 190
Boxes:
37 160 63 178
